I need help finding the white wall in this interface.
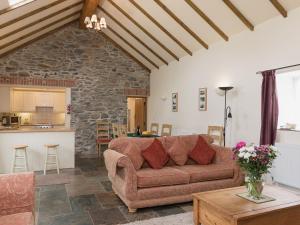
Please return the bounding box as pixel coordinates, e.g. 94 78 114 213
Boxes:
148 7 300 146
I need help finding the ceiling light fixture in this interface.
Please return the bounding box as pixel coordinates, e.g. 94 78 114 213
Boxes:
84 14 107 31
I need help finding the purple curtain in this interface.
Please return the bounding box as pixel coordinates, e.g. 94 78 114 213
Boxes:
260 70 279 145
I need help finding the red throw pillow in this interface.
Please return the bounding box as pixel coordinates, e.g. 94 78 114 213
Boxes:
188 136 216 165
142 139 169 169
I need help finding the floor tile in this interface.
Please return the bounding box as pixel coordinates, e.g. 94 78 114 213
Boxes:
36 173 71 186
100 180 112 192
70 194 102 212
66 180 105 197
39 212 93 225
118 206 159 223
179 202 193 212
95 192 124 209
152 204 185 217
89 207 128 225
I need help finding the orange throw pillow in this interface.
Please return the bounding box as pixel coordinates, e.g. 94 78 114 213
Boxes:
168 137 188 166
142 139 169 169
188 136 216 165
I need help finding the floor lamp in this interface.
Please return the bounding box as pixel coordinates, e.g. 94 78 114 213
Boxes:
218 86 233 146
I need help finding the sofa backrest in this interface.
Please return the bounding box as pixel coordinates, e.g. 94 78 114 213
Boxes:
108 134 214 168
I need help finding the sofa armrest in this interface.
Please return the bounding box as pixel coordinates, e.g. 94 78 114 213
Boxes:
0 172 35 216
211 144 245 185
104 149 137 200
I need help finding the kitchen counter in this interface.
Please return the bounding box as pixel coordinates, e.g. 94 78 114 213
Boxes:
0 127 74 133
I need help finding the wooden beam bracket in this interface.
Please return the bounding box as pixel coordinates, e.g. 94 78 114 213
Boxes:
269 0 287 18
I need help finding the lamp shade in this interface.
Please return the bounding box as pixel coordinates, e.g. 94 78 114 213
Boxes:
218 86 234 91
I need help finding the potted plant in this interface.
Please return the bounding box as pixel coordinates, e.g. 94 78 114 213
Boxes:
233 141 278 200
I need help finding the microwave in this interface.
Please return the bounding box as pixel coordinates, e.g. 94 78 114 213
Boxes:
2 116 21 126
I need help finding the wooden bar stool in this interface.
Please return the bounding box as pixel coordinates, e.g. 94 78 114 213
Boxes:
44 144 60 175
11 145 29 173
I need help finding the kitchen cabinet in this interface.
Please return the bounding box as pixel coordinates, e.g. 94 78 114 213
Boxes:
12 91 24 112
53 92 65 112
22 92 36 111
0 87 11 112
35 92 54 107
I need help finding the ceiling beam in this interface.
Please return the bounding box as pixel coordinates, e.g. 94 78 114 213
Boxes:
223 0 254 31
154 0 208 49
269 0 287 18
79 0 99 29
0 1 83 41
0 0 35 16
0 11 80 51
129 0 192 56
107 0 179 61
0 19 78 58
0 0 82 29
106 26 159 69
184 0 228 41
99 7 168 65
102 33 151 72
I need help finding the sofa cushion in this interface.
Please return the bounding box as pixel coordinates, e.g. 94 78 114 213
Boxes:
0 212 33 225
124 143 144 170
168 137 188 166
188 136 216 165
142 139 169 169
136 167 190 188
177 164 234 183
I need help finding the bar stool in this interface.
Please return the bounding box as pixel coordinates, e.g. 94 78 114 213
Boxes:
44 144 60 175
11 145 29 173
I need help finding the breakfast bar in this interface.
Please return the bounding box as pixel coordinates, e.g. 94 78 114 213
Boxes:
0 127 75 173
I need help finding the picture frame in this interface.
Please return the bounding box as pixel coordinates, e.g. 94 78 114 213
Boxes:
199 88 207 111
172 92 178 112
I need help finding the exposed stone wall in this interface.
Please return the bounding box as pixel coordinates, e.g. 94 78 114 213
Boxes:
0 22 150 155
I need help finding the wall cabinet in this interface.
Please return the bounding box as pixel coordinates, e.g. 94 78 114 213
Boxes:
11 90 65 112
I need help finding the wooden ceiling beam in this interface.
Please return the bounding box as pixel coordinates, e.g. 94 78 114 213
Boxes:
79 0 99 29
269 0 287 18
184 0 228 41
223 0 254 31
129 0 192 56
0 1 83 41
0 0 35 16
0 11 80 51
106 26 159 69
0 0 83 29
107 0 179 61
102 33 151 72
98 6 168 65
154 0 208 49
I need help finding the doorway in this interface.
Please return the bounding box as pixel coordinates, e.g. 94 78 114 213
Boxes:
127 97 147 133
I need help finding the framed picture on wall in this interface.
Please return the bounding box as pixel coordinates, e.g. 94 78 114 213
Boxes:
199 88 207 111
172 92 178 112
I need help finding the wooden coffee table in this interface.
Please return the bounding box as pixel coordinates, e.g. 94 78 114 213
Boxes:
193 185 300 225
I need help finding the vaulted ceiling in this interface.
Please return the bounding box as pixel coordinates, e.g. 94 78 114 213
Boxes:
1 0 300 72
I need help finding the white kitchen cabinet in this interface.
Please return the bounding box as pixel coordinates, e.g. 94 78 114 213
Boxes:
53 92 66 112
35 92 54 107
22 92 36 112
12 91 24 112
0 87 11 112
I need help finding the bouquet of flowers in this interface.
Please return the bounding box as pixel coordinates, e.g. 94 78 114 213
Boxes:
233 141 278 199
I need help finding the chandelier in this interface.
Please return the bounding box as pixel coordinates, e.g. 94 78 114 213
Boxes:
84 14 107 31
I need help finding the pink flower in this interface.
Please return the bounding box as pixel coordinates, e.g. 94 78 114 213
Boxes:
236 141 246 150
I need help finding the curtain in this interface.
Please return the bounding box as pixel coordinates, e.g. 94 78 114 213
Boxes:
260 70 279 145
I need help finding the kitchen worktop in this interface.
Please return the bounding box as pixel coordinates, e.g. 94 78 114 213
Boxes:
0 126 74 133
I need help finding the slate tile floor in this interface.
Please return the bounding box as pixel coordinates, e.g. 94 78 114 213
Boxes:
36 156 191 225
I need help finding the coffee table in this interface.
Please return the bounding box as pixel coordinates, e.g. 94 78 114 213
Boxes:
193 185 300 225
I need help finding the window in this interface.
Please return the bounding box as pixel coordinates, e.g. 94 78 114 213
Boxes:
277 69 300 130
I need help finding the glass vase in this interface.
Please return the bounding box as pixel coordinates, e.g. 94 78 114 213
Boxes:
245 175 264 200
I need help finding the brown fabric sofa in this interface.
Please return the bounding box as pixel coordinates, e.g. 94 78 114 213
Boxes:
104 135 244 212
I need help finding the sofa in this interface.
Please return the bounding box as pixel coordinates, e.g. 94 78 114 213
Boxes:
0 172 35 225
104 135 244 212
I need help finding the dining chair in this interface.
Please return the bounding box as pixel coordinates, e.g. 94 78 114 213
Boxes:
161 124 172 136
96 120 111 158
112 123 120 139
150 123 159 135
119 124 128 137
207 125 224 146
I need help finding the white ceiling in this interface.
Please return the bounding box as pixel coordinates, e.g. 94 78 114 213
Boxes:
1 0 300 71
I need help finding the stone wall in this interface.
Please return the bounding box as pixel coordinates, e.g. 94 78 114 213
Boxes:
0 22 150 155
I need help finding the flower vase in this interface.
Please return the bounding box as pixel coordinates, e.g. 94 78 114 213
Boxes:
245 175 264 200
